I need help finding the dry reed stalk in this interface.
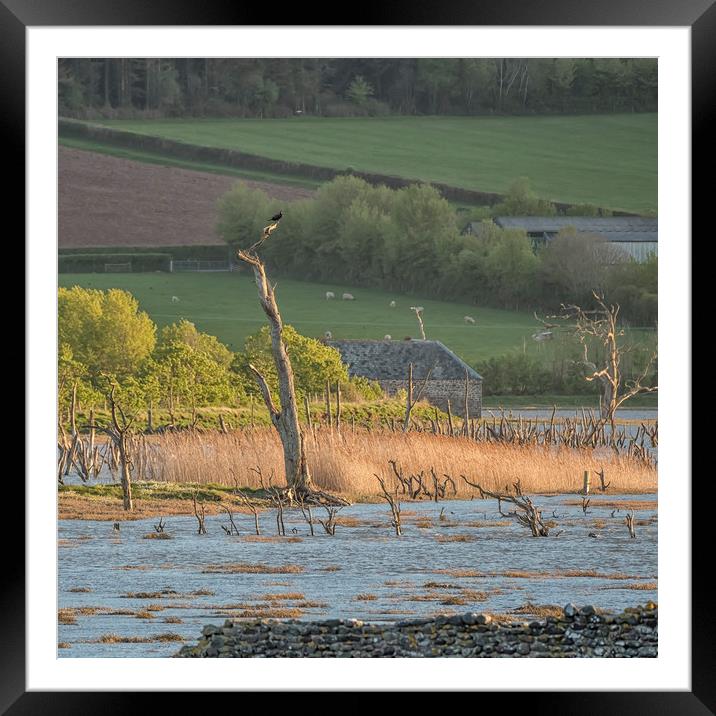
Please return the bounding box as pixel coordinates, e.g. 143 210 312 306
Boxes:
133 428 656 498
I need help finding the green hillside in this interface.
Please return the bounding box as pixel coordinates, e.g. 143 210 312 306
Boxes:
95 114 657 213
58 272 541 365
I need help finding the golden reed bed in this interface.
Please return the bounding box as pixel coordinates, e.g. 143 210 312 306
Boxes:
135 428 657 497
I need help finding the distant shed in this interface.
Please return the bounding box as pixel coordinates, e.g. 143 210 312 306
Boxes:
326 338 482 418
465 216 658 262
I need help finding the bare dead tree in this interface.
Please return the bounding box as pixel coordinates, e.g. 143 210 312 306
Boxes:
154 517 166 533
192 491 207 535
296 495 315 536
317 506 341 535
540 291 657 429
403 361 437 432
88 383 135 511
596 468 611 492
625 510 637 538
462 477 550 536
375 474 402 536
410 306 426 340
232 475 261 536
221 506 240 536
236 238 314 499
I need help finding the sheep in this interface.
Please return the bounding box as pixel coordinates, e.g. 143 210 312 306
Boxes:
342 292 355 300
384 334 392 340
463 315 476 324
324 331 333 340
171 296 180 303
325 291 335 300
389 300 396 308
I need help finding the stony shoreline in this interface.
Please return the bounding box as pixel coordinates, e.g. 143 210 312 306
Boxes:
176 602 657 658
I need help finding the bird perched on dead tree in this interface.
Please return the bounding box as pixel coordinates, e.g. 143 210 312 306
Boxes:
248 210 283 253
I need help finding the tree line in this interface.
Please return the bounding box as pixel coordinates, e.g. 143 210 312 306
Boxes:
57 286 374 423
58 58 657 119
217 175 658 326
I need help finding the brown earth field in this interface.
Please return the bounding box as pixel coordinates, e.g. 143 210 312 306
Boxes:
58 146 315 248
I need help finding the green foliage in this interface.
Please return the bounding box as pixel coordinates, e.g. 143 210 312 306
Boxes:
238 325 349 400
58 286 156 377
476 353 553 396
340 376 384 402
605 255 658 325
492 177 557 217
215 182 277 249
346 76 375 106
152 321 240 410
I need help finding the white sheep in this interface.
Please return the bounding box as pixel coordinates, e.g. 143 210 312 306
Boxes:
325 291 335 300
389 300 396 308
171 296 180 303
342 292 355 300
464 315 476 324
324 330 333 340
384 334 392 340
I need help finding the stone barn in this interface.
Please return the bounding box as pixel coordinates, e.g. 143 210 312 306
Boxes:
326 339 482 418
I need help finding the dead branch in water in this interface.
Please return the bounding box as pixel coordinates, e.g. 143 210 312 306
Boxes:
317 506 341 535
153 517 166 533
375 474 402 536
461 476 550 536
625 510 636 538
221 506 240 536
192 491 207 535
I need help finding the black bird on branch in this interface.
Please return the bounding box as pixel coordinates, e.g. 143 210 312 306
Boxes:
247 210 284 253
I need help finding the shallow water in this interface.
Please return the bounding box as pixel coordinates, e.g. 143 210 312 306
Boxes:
58 494 657 657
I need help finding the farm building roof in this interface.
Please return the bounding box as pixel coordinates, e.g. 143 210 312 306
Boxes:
490 216 658 243
325 339 482 382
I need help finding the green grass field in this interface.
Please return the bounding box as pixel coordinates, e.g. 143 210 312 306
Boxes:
95 114 657 213
59 272 544 365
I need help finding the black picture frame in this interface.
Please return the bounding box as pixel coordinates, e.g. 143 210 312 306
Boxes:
10 0 704 711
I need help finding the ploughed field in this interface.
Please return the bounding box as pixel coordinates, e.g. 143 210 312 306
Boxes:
58 494 657 657
58 146 314 249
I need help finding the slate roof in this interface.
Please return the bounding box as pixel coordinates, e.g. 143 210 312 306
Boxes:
491 216 658 243
326 339 482 381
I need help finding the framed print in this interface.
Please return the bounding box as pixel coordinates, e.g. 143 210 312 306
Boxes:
10 0 706 710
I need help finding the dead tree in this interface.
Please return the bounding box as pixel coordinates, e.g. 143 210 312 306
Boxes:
154 517 166 533
236 239 314 499
192 491 207 535
410 306 426 340
254 467 286 535
462 477 550 536
625 510 637 538
375 474 402 536
233 478 261 535
297 495 315 536
89 384 135 511
317 506 340 535
403 361 437 432
221 506 240 536
542 291 657 429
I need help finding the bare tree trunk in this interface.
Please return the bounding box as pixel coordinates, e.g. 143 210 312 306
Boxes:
236 248 313 496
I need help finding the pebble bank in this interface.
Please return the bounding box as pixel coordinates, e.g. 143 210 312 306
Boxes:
176 602 657 658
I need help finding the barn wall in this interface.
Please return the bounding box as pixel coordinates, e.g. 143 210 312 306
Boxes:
379 379 482 418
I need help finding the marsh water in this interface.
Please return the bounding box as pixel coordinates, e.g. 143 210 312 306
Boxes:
58 493 657 657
